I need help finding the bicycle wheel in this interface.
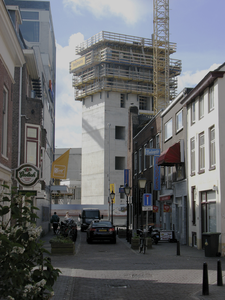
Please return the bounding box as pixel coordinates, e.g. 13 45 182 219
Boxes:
139 244 142 253
143 243 146 254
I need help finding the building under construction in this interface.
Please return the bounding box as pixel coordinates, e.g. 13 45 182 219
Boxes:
69 28 181 209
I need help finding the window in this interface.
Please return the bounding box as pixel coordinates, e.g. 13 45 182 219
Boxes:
209 86 214 111
199 95 204 119
190 137 195 175
139 96 147 110
165 119 172 141
134 152 137 174
209 126 216 168
191 101 196 124
115 156 125 170
26 125 40 166
199 132 205 172
139 148 142 173
115 126 125 140
191 186 196 225
2 86 8 157
201 191 216 233
176 164 184 180
176 110 183 132
166 167 173 188
20 21 39 42
21 11 39 20
144 144 147 170
120 94 125 108
149 139 153 167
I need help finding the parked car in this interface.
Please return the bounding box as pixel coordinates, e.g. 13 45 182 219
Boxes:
86 220 116 244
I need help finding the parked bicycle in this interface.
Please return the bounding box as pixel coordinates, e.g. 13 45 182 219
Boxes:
137 229 146 254
56 218 77 242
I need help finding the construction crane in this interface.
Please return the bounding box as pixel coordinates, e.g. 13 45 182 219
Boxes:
153 0 171 114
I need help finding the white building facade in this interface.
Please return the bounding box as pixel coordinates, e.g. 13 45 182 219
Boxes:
181 63 225 255
70 31 181 208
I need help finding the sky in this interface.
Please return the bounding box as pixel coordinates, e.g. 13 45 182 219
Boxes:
48 0 225 148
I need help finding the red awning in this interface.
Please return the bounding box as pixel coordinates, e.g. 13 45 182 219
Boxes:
158 142 180 166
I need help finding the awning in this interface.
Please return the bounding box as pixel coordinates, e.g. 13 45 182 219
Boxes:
51 185 68 194
158 142 180 166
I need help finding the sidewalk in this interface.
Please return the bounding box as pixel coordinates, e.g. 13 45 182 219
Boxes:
41 231 225 300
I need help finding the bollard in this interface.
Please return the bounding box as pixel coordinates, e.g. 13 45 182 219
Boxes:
202 262 209 295
177 240 180 256
217 260 223 286
47 257 51 272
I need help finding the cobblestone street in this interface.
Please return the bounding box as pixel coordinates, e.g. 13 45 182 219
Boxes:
42 230 225 300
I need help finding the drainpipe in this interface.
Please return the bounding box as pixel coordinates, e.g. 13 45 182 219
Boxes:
18 67 22 169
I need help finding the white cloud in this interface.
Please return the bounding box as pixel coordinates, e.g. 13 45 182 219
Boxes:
63 0 151 25
55 33 84 148
178 63 221 92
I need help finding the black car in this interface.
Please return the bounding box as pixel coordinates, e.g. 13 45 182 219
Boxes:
86 220 116 244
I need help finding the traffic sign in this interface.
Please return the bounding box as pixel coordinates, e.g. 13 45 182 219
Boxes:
142 206 153 211
143 193 152 206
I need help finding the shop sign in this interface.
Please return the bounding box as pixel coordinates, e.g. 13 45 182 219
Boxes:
163 204 171 213
15 163 40 187
153 205 158 213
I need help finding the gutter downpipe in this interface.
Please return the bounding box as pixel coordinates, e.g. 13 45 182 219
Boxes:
17 66 22 184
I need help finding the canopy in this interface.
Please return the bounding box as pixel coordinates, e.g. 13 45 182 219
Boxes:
158 142 180 166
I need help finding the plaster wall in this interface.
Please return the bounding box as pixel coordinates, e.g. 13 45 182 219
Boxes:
187 80 221 250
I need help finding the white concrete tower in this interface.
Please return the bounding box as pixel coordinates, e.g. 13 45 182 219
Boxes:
70 31 181 207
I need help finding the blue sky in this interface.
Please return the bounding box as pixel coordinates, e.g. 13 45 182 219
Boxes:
49 0 225 148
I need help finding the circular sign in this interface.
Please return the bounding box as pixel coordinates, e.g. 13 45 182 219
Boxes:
15 163 40 187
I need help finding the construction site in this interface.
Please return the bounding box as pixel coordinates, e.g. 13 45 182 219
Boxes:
69 0 182 209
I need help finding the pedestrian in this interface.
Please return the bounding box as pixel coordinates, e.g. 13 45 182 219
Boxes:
64 211 70 220
51 212 60 234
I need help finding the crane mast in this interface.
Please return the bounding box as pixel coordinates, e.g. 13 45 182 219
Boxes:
153 0 170 114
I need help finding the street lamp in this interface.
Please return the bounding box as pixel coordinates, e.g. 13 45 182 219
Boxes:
110 190 115 225
124 184 131 241
138 177 146 230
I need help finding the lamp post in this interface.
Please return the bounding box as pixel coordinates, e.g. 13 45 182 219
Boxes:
138 177 146 230
124 184 131 241
110 190 115 225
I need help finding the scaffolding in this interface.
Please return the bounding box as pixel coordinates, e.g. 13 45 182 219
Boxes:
70 31 181 112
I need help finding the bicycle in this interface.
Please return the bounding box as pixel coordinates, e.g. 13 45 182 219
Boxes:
138 230 146 254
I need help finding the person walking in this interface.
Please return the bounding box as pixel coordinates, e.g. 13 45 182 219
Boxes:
51 212 60 234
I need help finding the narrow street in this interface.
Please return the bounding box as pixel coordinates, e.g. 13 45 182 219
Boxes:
42 230 225 300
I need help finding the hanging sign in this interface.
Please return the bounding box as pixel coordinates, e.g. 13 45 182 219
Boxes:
153 205 158 213
15 163 40 187
163 204 171 213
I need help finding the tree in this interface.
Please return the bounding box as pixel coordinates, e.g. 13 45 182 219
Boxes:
0 185 61 300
